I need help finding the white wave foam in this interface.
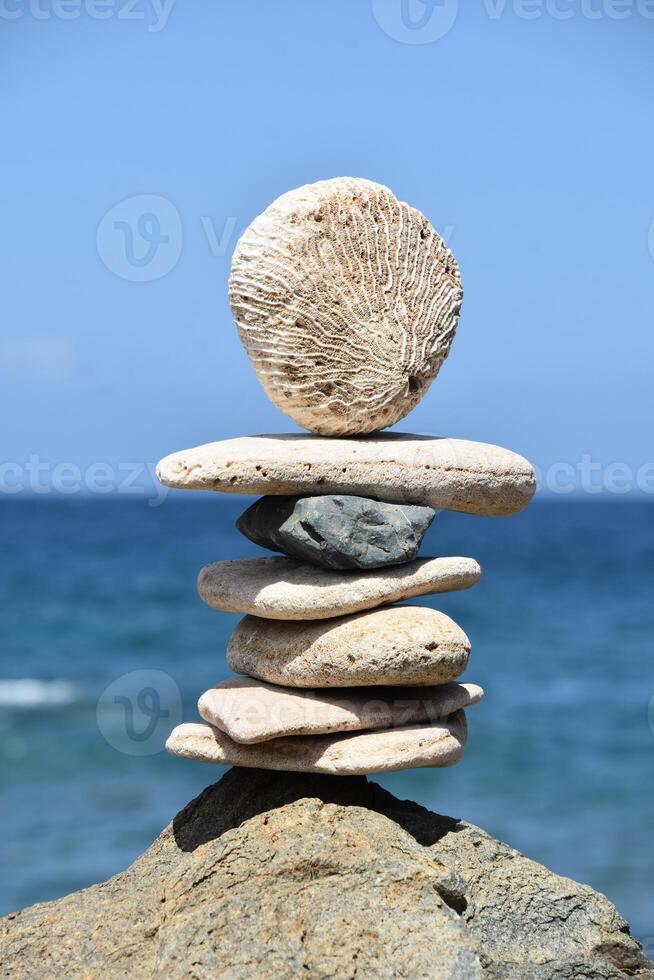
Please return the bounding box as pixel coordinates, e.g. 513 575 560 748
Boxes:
0 679 82 708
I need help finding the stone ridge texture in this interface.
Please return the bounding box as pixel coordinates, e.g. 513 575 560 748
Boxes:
198 555 481 621
198 677 484 743
156 432 536 516
228 177 463 436
227 605 472 688
166 713 467 775
2 768 651 979
236 493 436 570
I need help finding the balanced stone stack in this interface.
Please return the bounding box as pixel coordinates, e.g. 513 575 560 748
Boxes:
159 177 536 776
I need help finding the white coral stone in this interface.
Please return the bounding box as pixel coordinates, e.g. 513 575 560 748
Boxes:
228 177 463 436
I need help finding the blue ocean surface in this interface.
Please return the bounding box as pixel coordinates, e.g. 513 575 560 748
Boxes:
0 498 652 943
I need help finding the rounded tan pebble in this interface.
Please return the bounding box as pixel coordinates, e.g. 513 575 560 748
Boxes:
166 711 467 775
156 432 536 517
198 556 481 621
198 677 484 743
227 605 472 687
228 177 463 436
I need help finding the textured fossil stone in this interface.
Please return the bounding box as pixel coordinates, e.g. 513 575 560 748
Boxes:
166 712 467 775
236 493 435 570
228 177 463 436
198 678 483 744
198 556 481 621
157 432 536 516
228 605 472 687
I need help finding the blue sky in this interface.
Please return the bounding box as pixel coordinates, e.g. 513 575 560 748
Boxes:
1 0 653 496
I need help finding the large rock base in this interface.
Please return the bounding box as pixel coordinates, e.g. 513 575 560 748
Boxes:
1 768 652 979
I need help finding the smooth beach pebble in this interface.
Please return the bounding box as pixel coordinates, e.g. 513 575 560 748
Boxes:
166 711 467 775
156 433 536 517
198 556 481 621
227 605 472 687
228 177 463 436
198 677 483 744
236 494 435 571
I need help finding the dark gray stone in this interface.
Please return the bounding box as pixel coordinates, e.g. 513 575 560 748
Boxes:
236 494 436 570
1 768 651 979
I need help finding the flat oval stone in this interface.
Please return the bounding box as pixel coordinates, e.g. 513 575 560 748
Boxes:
199 677 483 744
236 494 435 570
228 605 471 687
157 433 536 516
198 556 481 621
166 711 467 775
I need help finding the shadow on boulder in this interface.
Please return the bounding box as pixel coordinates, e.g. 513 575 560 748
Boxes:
172 766 459 852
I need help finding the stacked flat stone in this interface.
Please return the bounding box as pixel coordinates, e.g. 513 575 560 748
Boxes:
159 177 536 776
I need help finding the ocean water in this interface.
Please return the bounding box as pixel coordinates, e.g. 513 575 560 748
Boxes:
0 498 653 943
